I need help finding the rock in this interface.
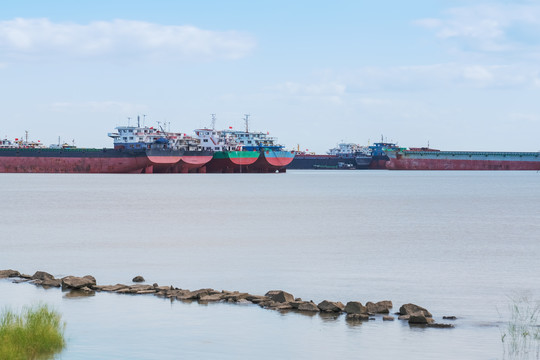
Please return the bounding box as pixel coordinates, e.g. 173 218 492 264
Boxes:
398 315 410 320
236 299 252 305
137 290 157 294
366 300 393 314
0 269 21 278
80 286 94 292
269 303 293 310
298 301 320 312
408 311 435 325
258 300 277 308
62 275 96 289
318 300 345 313
399 303 432 317
199 294 224 302
41 278 62 287
221 292 250 302
265 290 294 303
427 323 455 328
32 271 55 281
443 316 457 320
154 286 171 292
383 316 395 321
245 295 270 304
132 276 145 283
289 301 304 309
346 313 369 321
128 284 154 292
99 284 129 292
344 301 368 315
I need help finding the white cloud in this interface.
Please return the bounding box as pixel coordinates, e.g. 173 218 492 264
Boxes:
272 63 540 100
416 3 540 52
0 18 256 62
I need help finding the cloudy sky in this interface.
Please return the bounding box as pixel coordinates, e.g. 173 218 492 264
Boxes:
1 0 540 151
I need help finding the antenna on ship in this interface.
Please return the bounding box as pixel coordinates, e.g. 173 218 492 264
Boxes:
211 114 216 130
128 117 131 127
143 114 147 127
137 115 140 128
244 114 250 133
25 130 29 144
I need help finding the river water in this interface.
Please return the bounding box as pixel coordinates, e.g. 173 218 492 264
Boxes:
1 171 539 359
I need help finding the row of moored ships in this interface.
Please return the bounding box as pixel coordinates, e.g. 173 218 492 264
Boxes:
291 143 540 171
2 120 540 172
0 117 295 173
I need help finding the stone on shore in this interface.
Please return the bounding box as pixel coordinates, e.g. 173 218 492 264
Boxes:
62 275 97 289
32 271 55 281
366 300 393 314
383 315 395 321
246 295 270 304
443 316 457 320
221 292 250 302
199 294 225 302
399 303 432 317
97 284 129 292
265 290 294 303
398 315 410 320
0 269 21 278
344 301 368 315
41 278 62 287
298 301 320 312
408 311 435 325
132 276 145 283
317 300 345 313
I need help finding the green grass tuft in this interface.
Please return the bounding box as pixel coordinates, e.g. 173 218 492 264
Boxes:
500 295 540 359
0 304 66 359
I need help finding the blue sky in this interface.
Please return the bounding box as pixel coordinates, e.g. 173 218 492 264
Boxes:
1 0 540 151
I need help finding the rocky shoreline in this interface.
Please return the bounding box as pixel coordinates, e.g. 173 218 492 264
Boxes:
1 269 455 328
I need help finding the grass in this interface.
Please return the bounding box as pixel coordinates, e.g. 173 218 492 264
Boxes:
0 304 66 360
501 295 540 359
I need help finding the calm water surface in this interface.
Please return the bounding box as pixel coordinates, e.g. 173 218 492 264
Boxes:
1 171 539 359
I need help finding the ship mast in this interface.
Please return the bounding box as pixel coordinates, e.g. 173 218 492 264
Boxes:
244 114 250 133
211 114 216 130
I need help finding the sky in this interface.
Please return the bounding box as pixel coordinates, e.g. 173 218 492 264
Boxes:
1 0 540 152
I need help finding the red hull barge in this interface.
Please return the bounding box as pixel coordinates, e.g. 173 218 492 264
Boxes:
386 150 540 170
0 148 150 173
171 151 214 173
250 150 295 172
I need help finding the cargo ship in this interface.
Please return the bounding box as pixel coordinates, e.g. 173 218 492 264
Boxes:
0 134 150 173
108 118 212 173
287 143 371 170
386 147 540 170
195 115 294 173
368 142 400 169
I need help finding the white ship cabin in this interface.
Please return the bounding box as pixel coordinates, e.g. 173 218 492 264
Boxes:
194 129 238 151
108 125 165 149
1 139 16 148
221 130 278 149
328 143 369 156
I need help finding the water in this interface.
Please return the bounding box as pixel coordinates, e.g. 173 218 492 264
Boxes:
1 171 539 359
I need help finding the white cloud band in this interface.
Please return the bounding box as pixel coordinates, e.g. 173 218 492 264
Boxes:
0 18 256 62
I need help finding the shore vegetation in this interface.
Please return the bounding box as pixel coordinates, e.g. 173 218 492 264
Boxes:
501 295 540 359
0 304 66 359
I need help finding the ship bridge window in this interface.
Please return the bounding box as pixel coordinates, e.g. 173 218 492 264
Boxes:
203 139 208 142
